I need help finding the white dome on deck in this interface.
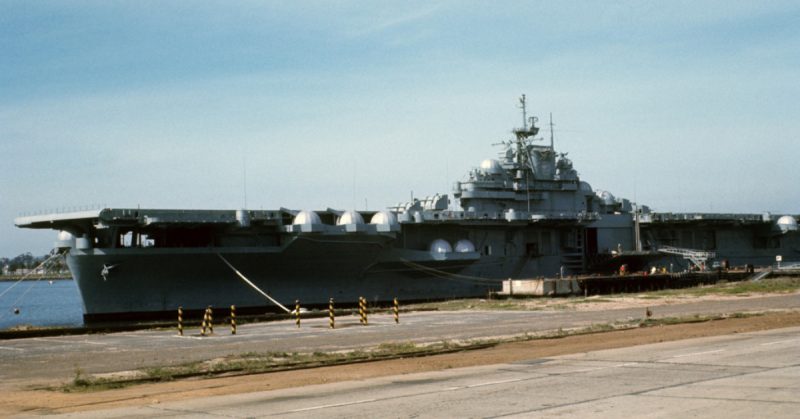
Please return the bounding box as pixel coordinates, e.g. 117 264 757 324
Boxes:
429 239 453 254
454 239 476 253
776 215 798 233
337 210 365 225
370 211 398 226
480 159 504 175
596 190 616 206
293 210 321 226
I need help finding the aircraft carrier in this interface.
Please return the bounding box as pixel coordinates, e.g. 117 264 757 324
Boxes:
15 96 799 322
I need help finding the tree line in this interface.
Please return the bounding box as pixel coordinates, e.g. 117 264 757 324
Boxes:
1 252 68 274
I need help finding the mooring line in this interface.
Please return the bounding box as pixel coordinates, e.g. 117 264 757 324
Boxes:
216 253 292 314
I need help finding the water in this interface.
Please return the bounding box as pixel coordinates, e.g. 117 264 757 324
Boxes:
0 279 83 330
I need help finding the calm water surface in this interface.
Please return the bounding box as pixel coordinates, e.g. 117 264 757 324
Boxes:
0 279 83 330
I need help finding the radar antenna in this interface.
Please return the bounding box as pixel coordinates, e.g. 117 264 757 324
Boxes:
514 95 539 139
512 94 540 167
519 94 528 130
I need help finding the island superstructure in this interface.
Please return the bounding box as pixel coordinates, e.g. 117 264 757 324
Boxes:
15 96 799 321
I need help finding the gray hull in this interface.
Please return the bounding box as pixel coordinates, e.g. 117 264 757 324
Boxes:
67 238 503 321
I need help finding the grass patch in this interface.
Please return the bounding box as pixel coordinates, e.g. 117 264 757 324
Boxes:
408 298 542 311
643 277 800 299
57 340 493 392
62 368 131 392
407 296 613 312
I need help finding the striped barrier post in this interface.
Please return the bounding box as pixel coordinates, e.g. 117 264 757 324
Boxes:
363 297 368 325
177 306 183 336
207 306 214 335
393 297 399 324
295 300 301 328
358 297 365 325
201 307 208 336
329 298 335 329
230 305 236 335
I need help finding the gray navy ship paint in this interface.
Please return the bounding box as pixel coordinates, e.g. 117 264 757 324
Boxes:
15 96 800 322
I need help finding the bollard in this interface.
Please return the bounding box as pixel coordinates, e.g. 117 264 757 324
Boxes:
295 300 301 328
207 306 214 335
359 296 367 325
230 305 236 335
393 297 399 324
177 306 183 336
201 307 208 336
363 297 368 325
329 298 335 329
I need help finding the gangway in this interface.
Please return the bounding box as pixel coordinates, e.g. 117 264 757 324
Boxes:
657 246 715 270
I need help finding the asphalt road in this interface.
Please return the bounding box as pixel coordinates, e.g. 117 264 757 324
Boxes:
46 325 800 418
1 293 798 387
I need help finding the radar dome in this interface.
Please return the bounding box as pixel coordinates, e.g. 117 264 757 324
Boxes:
579 181 593 193
454 239 476 253
479 159 504 175
596 190 616 206
293 210 321 226
370 211 398 227
55 230 75 249
429 239 453 254
776 215 798 233
337 210 365 226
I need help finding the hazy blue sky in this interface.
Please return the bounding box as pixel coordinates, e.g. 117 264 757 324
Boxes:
2 1 798 257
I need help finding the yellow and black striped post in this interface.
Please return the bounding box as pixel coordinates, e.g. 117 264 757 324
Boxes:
329 298 335 329
230 305 236 335
201 307 208 336
358 296 365 325
177 306 183 336
393 297 399 324
295 299 301 328
362 297 369 325
207 306 214 335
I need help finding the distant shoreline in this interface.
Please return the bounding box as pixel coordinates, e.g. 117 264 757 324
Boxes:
0 274 72 282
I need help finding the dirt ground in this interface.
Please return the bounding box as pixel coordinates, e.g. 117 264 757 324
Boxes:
4 310 799 416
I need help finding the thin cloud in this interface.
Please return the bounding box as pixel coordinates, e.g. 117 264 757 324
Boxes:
344 4 444 39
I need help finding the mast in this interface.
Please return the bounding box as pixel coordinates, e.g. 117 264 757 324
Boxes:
549 112 554 150
634 203 642 252
514 94 538 168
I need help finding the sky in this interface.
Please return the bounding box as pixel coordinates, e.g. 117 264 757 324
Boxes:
1 1 798 257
